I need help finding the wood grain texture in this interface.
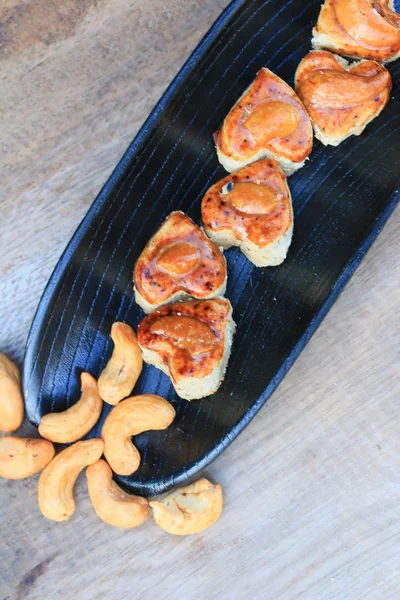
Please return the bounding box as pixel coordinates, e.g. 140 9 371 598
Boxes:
0 1 399 599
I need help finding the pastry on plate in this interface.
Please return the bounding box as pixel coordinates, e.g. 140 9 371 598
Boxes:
312 0 400 63
295 51 391 146
214 67 313 175
137 298 235 400
134 211 227 313
201 158 293 267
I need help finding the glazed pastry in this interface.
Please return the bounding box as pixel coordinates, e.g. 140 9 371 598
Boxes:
295 51 392 146
201 158 293 267
134 211 227 313
312 0 400 63
137 298 235 400
214 68 313 175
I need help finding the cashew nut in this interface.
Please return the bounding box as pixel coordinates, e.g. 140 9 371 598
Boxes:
149 478 223 535
0 353 24 433
0 437 55 479
38 438 104 522
86 459 149 528
39 373 103 443
98 322 143 405
101 394 176 476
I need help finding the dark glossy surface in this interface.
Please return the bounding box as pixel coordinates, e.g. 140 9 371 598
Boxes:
24 0 400 495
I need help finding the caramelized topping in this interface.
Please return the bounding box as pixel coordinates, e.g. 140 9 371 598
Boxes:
295 52 392 145
312 0 400 62
214 68 313 169
335 0 400 47
372 0 400 29
202 159 292 249
150 316 218 357
244 101 301 143
303 69 390 108
156 242 199 276
134 212 227 309
227 181 279 215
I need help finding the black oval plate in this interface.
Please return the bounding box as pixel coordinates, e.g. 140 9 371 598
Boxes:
24 0 400 495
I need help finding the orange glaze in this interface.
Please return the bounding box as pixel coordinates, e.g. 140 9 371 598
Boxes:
201 159 292 248
243 101 301 145
214 68 313 166
295 52 391 141
134 212 226 308
313 0 400 62
157 242 199 275
137 299 230 380
372 0 400 29
149 316 218 357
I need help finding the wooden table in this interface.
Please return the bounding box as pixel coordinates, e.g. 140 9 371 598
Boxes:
1 1 399 598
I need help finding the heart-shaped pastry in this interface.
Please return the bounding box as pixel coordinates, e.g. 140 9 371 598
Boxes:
214 68 313 175
295 51 391 146
201 158 293 267
137 298 235 400
134 211 227 313
312 0 400 63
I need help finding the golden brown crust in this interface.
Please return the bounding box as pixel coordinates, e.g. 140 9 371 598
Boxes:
137 299 231 381
313 0 400 62
201 158 292 248
133 212 226 309
295 51 391 143
214 68 313 168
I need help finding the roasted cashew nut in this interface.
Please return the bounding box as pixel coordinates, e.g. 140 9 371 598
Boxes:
150 478 223 535
0 437 55 479
86 459 149 528
0 353 24 433
39 373 103 443
98 322 143 405
38 438 104 522
101 394 176 476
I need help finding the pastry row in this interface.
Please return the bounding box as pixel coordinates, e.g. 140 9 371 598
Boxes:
130 0 399 403
215 52 392 172
133 161 293 402
216 0 398 170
